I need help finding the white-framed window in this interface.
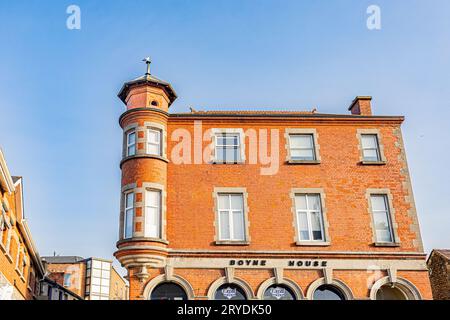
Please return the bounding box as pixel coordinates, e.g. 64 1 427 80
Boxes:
370 194 394 243
361 134 381 162
126 131 136 156
215 133 241 163
217 193 245 241
63 273 72 287
289 134 316 161
294 194 325 241
123 192 134 239
144 189 161 238
147 129 161 156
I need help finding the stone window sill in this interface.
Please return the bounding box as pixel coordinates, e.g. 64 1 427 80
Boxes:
212 161 245 165
288 160 321 165
361 160 386 165
373 242 400 247
296 241 330 247
215 240 250 246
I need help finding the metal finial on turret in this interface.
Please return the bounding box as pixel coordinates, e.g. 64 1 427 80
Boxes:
142 57 151 75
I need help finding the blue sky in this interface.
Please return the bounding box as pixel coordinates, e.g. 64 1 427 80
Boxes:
0 0 449 274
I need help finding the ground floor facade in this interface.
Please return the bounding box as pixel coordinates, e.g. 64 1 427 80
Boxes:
126 251 432 300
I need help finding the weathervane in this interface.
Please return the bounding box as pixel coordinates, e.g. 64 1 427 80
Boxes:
143 57 151 75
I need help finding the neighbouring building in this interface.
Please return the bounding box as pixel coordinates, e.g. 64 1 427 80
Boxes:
38 277 83 300
0 149 45 300
42 255 128 300
114 60 432 300
427 249 450 300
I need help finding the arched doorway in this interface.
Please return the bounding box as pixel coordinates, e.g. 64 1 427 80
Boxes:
150 282 188 300
376 285 407 300
263 284 296 300
313 284 346 300
214 283 247 300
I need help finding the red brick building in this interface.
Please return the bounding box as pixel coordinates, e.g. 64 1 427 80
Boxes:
114 61 432 300
0 149 44 300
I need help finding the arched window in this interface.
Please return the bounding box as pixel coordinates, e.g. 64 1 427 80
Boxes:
150 283 187 300
214 283 247 300
263 284 295 300
376 285 407 300
313 284 346 300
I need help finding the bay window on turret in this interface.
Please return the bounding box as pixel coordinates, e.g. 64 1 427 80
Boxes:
126 130 136 156
123 192 134 239
144 189 162 238
146 128 162 156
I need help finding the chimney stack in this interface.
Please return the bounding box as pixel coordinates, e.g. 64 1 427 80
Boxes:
348 96 372 116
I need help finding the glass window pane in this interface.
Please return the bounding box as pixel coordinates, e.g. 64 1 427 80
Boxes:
127 145 135 156
128 132 136 144
148 129 160 143
230 195 243 210
216 136 226 145
371 195 387 211
311 212 323 240
216 147 225 162
308 195 321 211
102 270 110 279
232 211 245 240
291 149 314 160
91 285 100 294
92 277 101 286
376 229 392 242
92 260 102 269
145 207 160 238
126 193 134 208
101 286 109 294
363 149 379 161
225 147 240 162
295 195 307 210
101 261 110 270
101 278 110 286
145 190 160 207
219 211 230 240
373 212 390 229
92 269 101 277
290 135 313 148
362 135 377 149
147 143 160 155
218 195 229 210
124 209 133 238
297 212 309 240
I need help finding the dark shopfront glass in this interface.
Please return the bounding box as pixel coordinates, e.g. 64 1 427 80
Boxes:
313 285 346 300
150 283 187 300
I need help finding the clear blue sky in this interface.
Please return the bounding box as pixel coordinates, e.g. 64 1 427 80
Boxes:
1 0 449 274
